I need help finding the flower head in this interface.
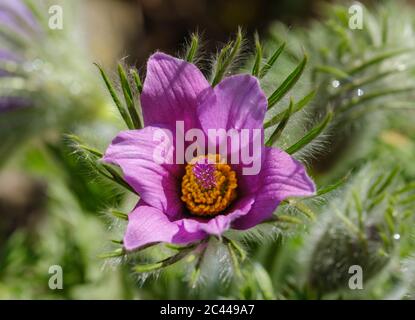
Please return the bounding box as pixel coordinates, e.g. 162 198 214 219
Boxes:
103 52 315 251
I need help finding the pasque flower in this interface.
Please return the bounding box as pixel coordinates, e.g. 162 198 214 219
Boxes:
103 52 315 251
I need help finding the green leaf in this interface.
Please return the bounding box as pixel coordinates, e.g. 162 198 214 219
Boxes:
394 182 415 196
265 98 293 146
348 48 413 75
368 174 385 198
133 244 196 273
264 90 315 128
252 263 275 300
133 261 164 273
251 33 262 77
289 200 316 221
226 241 242 278
285 111 333 154
211 28 243 86
368 192 386 211
98 248 125 259
267 55 307 110
259 42 285 79
118 63 142 129
384 206 396 234
332 66 415 99
338 87 415 113
78 144 103 158
94 63 134 129
185 33 199 63
313 65 350 79
190 244 208 288
66 134 103 158
399 194 415 206
275 214 303 225
130 68 143 93
65 135 132 193
381 13 388 45
110 209 128 221
352 191 364 231
373 166 400 196
224 238 246 261
101 163 136 194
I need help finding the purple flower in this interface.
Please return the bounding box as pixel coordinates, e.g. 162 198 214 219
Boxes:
103 52 315 251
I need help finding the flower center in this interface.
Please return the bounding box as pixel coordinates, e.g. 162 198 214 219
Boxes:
181 154 237 217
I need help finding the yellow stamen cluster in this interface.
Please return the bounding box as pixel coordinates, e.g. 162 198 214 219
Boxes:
181 155 238 217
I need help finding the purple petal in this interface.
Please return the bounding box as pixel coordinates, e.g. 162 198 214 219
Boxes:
123 204 200 250
140 52 210 132
197 75 267 171
233 147 315 229
103 126 184 219
197 74 267 134
181 196 255 236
